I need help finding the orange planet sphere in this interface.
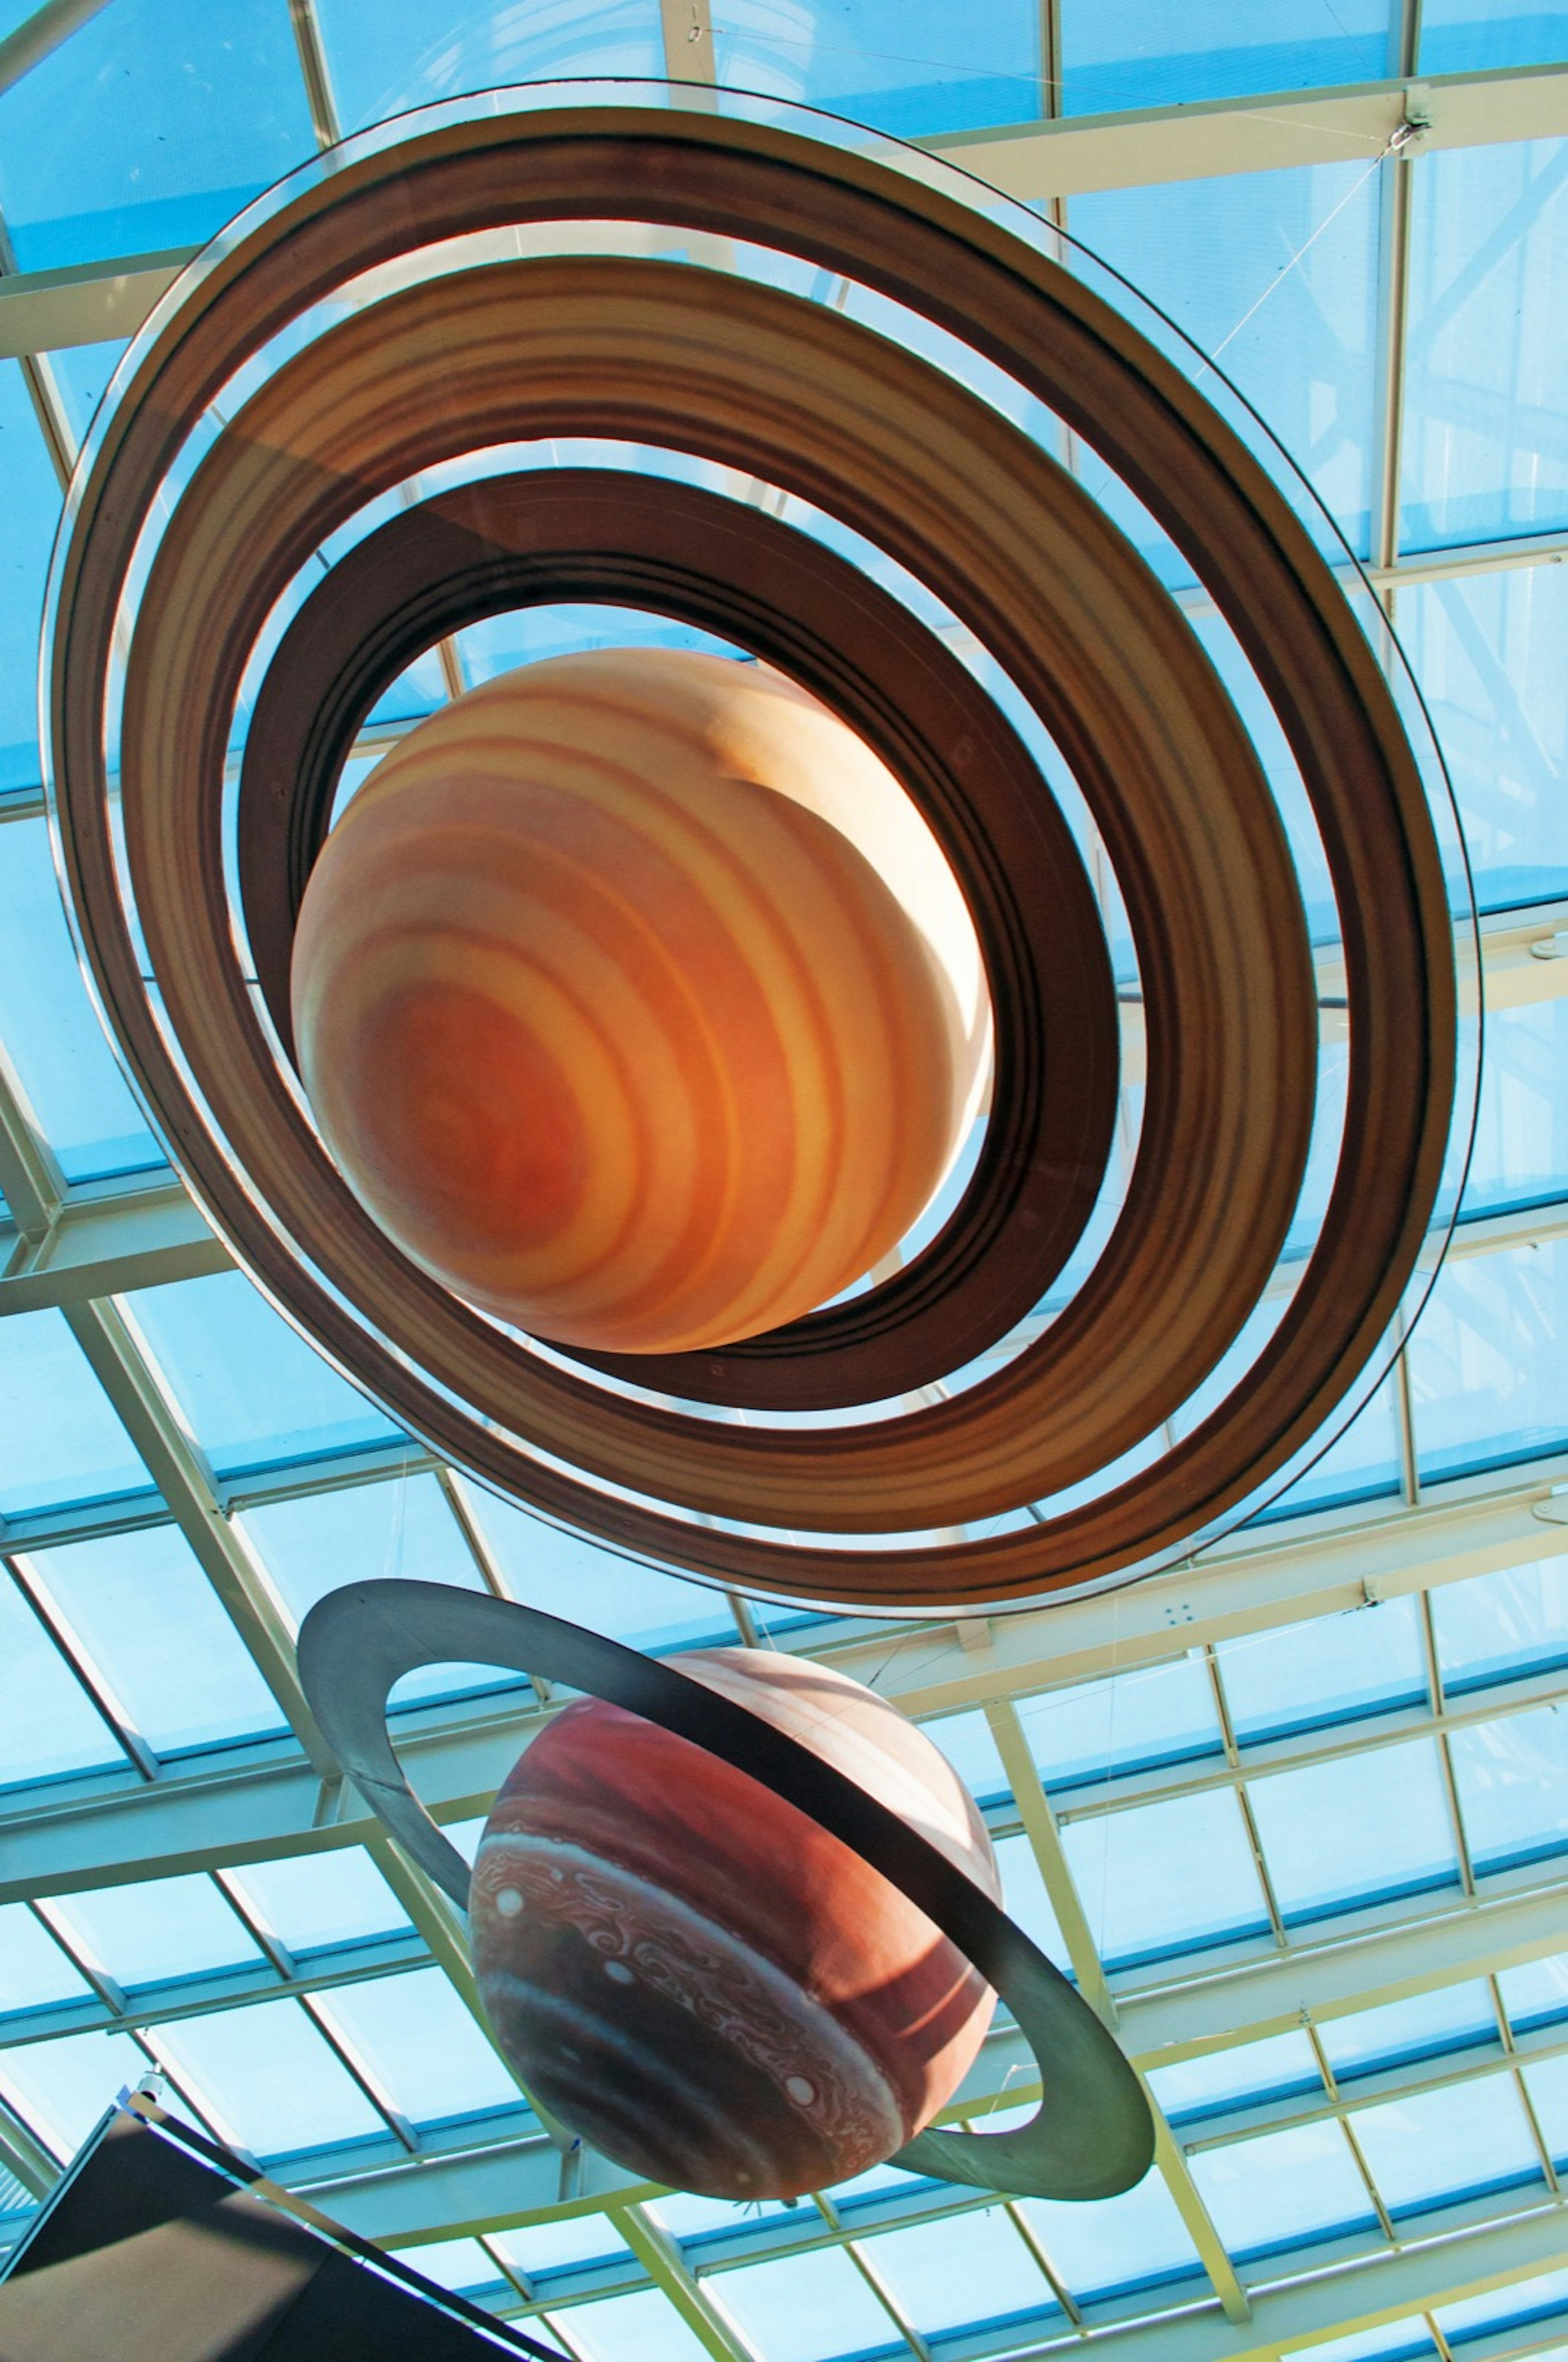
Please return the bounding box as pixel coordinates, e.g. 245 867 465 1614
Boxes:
469 1647 1001 2198
291 648 987 1354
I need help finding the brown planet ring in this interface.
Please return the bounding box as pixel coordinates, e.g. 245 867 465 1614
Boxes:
238 468 1120 1411
47 104 1457 1607
117 253 1314 1523
295 1576 1156 2202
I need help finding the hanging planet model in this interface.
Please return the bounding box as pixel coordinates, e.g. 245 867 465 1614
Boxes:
468 1645 1001 2198
290 647 989 1356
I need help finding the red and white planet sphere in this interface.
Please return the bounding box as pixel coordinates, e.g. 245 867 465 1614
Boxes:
290 647 989 1356
468 1648 1000 2198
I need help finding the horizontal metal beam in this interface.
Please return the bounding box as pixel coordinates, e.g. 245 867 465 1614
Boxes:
0 1174 231 1310
922 63 1568 201
0 245 189 359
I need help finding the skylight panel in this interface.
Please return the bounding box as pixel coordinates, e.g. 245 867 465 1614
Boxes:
990 1831 1071 1965
1459 1003 1568 1220
1016 1653 1223 1791
1432 1559 1568 1692
1186 2120 1377 2257
1448 1707 1568 1873
0 822 165 1182
711 0 1041 141
145 1997 388 2158
459 1484 739 1656
0 0 315 274
1018 2167 1204 2301
238 1474 482 1625
1060 1788 1271 1966
707 2246 904 2362
1257 1371 1403 1520
25 1526 285 1753
123 1271 404 1478
0 1570 129 1788
1350 2073 1544 2213
1400 138 1568 552
0 1905 96 2015
316 0 664 138
0 2028 155 2161
1408 1239 1568 1481
1520 2053 1568 2167
1070 160 1382 560
489 2215 634 2282
1434 2265 1568 2347
1499 1952 1568 2033
1059 0 1388 114
1317 1983 1500 2080
548 2285 718 2362
1290 2327 1438 2362
220 1850 413 1957
1397 568 1568 914
1246 1740 1459 1922
0 363 59 801
0 1311 153 1517
391 2235 512 2296
1148 2030 1323 2124
647 2190 802 2243
859 2207 1057 2335
920 1709 1010 1804
40 1874 267 1992
1215 1596 1426 1741
1422 0 1568 73
310 1970 523 2125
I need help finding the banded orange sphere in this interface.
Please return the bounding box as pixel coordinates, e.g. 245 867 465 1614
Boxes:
290 648 987 1355
469 1648 1000 2199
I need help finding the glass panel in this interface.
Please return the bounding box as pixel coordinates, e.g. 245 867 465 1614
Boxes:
0 0 315 272
991 1832 1071 1966
1188 2120 1377 2256
1435 2266 1568 2345
1450 1707 1568 1872
1061 0 1389 113
1499 1952 1568 2031
0 1569 129 1788
1290 2329 1438 2362
1019 2165 1204 2299
463 1486 736 1654
1422 0 1568 71
311 1970 522 2124
708 2247 901 2362
1060 1789 1271 1966
394 2236 510 2295
42 1875 264 1990
0 366 61 797
1216 1596 1427 1741
549 2287 716 2362
1523 2053 1568 2165
315 0 663 135
650 2190 802 2244
456 603 745 695
1433 1559 1568 1691
922 1710 1009 1804
1319 1982 1500 2078
1250 1369 1403 1521
125 1272 403 1476
26 1525 285 1752
0 2028 154 2160
1069 160 1381 557
490 2215 633 2280
1408 1239 1568 1481
1398 567 1568 912
1461 1002 1568 1218
866 2210 1055 2333
0 821 162 1181
39 340 129 455
0 1309 152 1515
221 1850 412 1955
0 1906 96 2013
713 0 1041 139
1401 140 1568 550
1017 1655 1223 1792
238 1473 481 1624
1148 2031 1323 2122
146 1997 387 2157
1248 1740 1459 1921
1352 2073 1542 2211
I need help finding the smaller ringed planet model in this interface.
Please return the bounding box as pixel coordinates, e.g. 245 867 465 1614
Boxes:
471 1647 999 2198
297 1581 1156 2206
290 647 990 1356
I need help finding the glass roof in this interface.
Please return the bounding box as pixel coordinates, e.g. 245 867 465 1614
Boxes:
2 6 1568 2360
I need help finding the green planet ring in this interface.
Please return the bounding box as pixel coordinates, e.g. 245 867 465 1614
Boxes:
297 1578 1155 2202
